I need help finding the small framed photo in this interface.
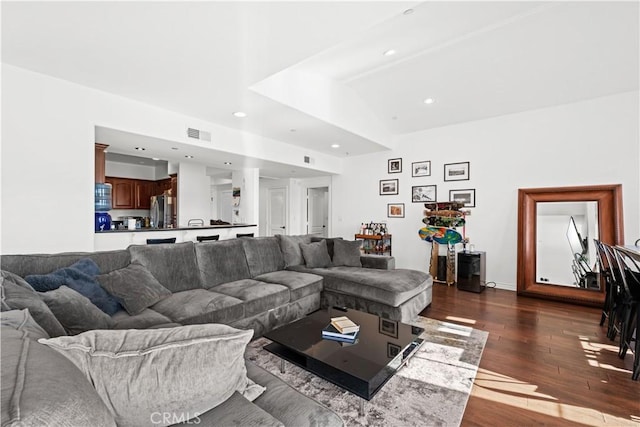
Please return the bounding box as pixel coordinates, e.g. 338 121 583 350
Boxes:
387 342 402 358
412 185 437 203
387 203 405 218
379 318 398 339
379 179 399 195
411 161 431 177
444 161 470 181
449 189 476 207
388 158 402 174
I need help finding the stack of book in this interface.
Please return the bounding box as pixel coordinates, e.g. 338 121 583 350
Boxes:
322 316 360 344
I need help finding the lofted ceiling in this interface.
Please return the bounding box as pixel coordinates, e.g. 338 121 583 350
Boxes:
2 1 638 170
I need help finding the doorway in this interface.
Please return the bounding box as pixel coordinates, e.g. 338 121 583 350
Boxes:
307 187 328 237
267 187 287 236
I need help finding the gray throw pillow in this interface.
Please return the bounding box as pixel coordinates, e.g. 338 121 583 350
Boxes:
39 286 114 335
1 308 49 340
1 270 67 337
332 239 363 267
39 324 264 427
299 240 332 268
277 234 312 267
97 262 171 316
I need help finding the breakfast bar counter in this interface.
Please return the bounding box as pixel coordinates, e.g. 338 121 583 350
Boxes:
94 224 258 251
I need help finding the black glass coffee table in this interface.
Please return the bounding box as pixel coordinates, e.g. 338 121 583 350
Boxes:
263 308 424 415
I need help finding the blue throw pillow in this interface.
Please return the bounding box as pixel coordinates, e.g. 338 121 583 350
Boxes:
25 259 122 316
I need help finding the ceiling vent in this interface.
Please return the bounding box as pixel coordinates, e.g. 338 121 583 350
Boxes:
187 127 211 142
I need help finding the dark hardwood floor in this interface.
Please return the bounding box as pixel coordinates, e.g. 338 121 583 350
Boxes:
420 284 640 427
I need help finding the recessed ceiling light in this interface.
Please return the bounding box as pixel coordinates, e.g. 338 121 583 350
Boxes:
383 49 396 56
224 162 232 165
135 147 146 151
171 147 178 150
233 111 247 118
290 128 296 132
185 155 194 159
152 157 160 161
423 98 435 105
403 8 414 15
331 144 340 148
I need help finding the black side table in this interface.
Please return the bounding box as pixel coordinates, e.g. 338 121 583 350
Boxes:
457 251 486 293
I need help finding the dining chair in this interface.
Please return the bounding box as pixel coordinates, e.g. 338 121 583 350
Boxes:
594 240 618 338
610 246 640 380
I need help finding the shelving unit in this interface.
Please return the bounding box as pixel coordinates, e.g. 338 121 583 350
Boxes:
354 234 392 256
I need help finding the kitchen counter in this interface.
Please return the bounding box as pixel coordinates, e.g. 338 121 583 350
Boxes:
94 224 258 251
95 224 256 233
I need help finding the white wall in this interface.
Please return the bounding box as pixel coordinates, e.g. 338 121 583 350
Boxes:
105 160 156 181
177 163 211 227
231 169 259 226
332 92 640 290
1 64 341 254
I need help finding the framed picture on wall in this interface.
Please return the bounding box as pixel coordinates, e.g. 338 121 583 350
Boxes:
388 158 402 174
387 203 405 218
411 161 431 177
449 189 476 207
412 185 437 203
379 179 399 195
444 161 470 181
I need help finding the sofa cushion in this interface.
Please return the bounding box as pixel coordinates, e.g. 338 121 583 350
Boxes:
1 270 67 337
312 267 430 307
1 326 116 427
1 309 49 340
300 240 332 268
151 289 244 325
129 242 203 292
39 324 258 427
332 240 363 267
97 262 171 315
25 259 122 315
310 236 343 260
254 271 323 301
241 237 285 277
210 279 290 317
1 249 130 278
195 239 251 287
246 361 344 427
190 392 284 427
40 286 114 335
276 234 312 268
112 308 176 330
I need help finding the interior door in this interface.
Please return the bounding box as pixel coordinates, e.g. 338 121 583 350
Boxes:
308 187 328 237
268 187 287 236
219 190 232 223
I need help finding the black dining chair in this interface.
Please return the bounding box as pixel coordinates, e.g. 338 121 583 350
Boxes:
146 237 177 245
196 235 219 242
610 246 640 380
594 240 619 338
236 233 254 238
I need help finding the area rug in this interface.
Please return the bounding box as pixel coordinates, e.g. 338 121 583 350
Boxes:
245 316 488 427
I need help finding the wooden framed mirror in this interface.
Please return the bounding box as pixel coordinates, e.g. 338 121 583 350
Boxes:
517 184 624 306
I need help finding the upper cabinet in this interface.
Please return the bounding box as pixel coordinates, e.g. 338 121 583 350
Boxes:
106 177 156 210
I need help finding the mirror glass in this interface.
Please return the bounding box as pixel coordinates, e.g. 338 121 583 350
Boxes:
536 201 599 289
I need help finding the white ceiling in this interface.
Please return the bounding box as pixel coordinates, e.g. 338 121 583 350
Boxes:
3 1 638 170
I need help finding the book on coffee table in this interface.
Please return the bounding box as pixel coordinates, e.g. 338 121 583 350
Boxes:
330 316 359 334
322 324 359 341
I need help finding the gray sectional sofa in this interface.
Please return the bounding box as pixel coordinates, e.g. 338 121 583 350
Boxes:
1 235 432 426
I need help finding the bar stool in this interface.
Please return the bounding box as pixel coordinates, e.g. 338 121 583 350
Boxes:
146 238 177 244
611 246 640 380
236 233 254 238
196 235 219 242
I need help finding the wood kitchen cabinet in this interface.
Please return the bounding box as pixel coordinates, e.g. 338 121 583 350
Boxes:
153 178 172 196
106 177 135 209
135 180 154 209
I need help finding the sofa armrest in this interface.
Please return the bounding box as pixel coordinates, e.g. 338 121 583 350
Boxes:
360 255 395 270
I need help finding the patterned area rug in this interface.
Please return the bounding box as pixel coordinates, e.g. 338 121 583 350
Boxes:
245 316 488 427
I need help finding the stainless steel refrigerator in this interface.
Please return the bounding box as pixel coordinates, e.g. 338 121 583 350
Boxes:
150 193 171 228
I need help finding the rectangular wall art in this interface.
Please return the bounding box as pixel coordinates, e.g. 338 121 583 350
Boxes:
449 189 476 207
379 179 399 195
411 161 431 177
412 185 437 203
444 161 470 181
387 203 405 218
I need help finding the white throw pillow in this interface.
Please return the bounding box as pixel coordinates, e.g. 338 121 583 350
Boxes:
39 324 265 427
